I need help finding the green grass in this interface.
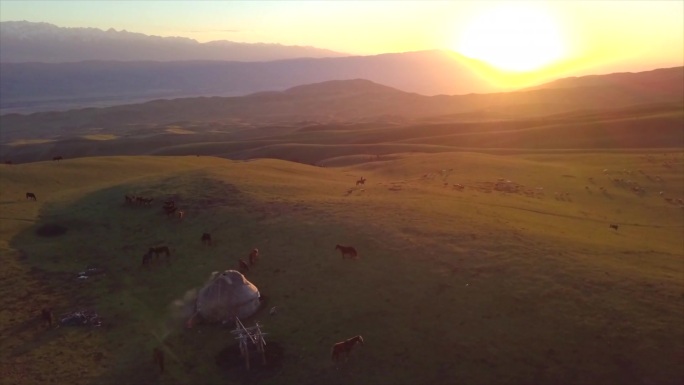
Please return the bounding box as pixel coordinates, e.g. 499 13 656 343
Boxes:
1 152 682 385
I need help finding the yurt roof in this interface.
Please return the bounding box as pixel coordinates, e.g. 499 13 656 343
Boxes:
196 270 260 321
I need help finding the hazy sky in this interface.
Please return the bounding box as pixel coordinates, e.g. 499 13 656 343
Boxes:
1 1 682 77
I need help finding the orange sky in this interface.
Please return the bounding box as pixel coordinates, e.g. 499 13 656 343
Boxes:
1 1 682 88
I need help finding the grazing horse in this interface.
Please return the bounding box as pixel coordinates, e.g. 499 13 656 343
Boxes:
41 307 54 328
609 224 619 231
52 156 63 161
335 244 358 259
26 192 37 201
142 251 154 268
356 177 366 186
153 348 165 373
201 233 212 246
125 195 136 204
238 259 250 272
331 335 364 362
149 246 171 263
248 248 259 265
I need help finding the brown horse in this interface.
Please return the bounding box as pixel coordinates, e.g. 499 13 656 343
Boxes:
356 177 366 186
153 348 165 373
52 156 63 161
201 233 212 246
331 335 364 361
149 246 171 263
248 248 259 265
26 192 37 201
335 244 358 259
142 251 154 268
41 307 54 328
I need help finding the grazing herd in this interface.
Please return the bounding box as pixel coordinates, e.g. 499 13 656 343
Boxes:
125 193 272 275
19 156 679 375
125 195 154 205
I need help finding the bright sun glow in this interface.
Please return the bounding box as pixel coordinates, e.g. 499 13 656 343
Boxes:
457 5 566 72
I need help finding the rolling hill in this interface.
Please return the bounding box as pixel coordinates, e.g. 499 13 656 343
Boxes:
1 66 682 163
0 50 501 114
1 152 682 384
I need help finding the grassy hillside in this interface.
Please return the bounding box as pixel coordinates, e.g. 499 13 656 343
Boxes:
1 152 682 385
2 102 683 166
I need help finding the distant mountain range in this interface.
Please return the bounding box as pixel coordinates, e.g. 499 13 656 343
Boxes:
2 67 681 144
0 50 501 113
0 21 348 62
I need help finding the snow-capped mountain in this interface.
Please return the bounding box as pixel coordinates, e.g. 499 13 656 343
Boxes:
0 21 349 62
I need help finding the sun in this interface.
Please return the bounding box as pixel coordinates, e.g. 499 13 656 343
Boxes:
457 4 566 72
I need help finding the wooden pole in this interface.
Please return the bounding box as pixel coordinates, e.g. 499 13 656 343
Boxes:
260 342 266 365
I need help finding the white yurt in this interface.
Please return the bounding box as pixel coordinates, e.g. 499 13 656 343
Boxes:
195 270 261 322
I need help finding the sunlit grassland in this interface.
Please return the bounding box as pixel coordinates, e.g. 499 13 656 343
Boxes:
0 152 682 385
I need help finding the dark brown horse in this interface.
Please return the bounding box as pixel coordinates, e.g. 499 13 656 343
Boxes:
142 251 154 268
335 244 358 259
331 335 364 361
356 177 366 186
149 246 171 263
165 206 177 216
609 224 619 231
248 248 259 265
26 192 37 201
153 348 165 373
41 307 54 328
53 156 63 161
201 233 212 246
